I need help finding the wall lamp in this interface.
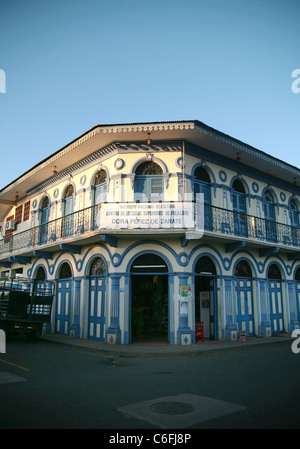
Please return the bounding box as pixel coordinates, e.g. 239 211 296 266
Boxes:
146 133 152 146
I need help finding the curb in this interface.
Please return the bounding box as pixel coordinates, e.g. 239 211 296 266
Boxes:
40 334 292 358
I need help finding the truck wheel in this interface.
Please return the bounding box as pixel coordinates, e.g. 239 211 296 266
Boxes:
35 325 42 339
29 325 42 341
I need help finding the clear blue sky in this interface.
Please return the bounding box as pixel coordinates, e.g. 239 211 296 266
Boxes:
0 0 299 190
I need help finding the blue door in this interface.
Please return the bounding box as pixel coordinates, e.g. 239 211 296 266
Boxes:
233 192 248 237
263 191 277 242
40 207 50 244
194 181 212 231
269 281 284 333
88 276 106 341
64 196 74 237
235 279 254 336
40 197 50 244
55 280 72 335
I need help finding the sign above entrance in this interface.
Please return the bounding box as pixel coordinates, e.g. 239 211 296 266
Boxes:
99 201 196 230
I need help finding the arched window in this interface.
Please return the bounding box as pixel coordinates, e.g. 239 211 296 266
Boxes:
194 167 210 184
195 256 216 275
59 262 72 279
232 179 245 194
267 263 282 280
94 169 108 204
40 196 50 244
89 257 106 276
64 184 74 199
232 179 247 237
263 190 277 243
235 260 252 278
40 196 50 223
295 267 300 281
135 161 163 176
134 161 164 202
35 266 46 281
63 185 74 237
63 185 74 214
41 196 49 209
194 167 211 202
193 166 212 230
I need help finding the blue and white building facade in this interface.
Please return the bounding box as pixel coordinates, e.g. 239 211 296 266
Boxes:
0 120 300 345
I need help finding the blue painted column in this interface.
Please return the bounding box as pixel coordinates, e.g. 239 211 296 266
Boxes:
107 274 121 344
123 274 130 344
70 279 81 339
177 274 192 345
168 274 175 344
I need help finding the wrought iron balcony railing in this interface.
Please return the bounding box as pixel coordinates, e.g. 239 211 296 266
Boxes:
202 204 300 246
0 201 299 257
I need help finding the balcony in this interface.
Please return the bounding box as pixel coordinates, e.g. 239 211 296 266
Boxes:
0 202 299 262
202 204 300 256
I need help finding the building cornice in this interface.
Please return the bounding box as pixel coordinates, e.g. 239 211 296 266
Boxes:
1 119 299 198
193 121 300 177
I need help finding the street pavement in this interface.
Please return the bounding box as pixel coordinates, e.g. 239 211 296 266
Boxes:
1 332 297 430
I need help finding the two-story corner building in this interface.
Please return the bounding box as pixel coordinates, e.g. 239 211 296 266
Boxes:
0 120 300 345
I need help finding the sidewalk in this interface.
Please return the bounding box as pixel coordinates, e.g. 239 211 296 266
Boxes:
41 333 292 358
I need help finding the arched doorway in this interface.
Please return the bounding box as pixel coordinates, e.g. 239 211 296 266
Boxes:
33 266 47 295
35 266 46 281
263 190 277 243
234 260 254 336
55 262 73 335
232 179 248 237
267 263 284 333
93 170 108 229
194 256 217 340
88 257 107 341
63 184 74 237
130 253 168 343
40 196 50 244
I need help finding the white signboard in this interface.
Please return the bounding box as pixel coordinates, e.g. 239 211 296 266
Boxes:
99 202 195 230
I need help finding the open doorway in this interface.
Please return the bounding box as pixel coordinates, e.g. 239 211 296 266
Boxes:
130 254 168 344
195 256 217 340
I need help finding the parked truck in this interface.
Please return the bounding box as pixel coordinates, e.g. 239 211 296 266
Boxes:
0 276 55 339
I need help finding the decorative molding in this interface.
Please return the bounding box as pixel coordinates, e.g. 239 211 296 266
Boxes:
259 247 280 257
8 256 31 265
101 122 195 134
59 244 81 255
114 158 125 170
27 142 181 197
219 170 227 182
